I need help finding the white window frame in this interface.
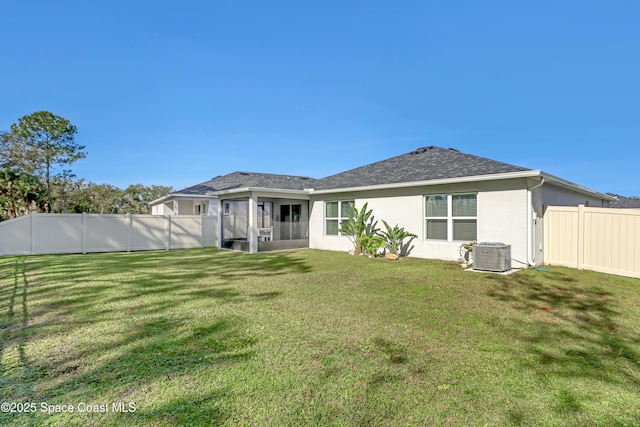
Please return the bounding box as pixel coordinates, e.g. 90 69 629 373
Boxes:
424 193 477 242
324 200 354 236
193 202 207 215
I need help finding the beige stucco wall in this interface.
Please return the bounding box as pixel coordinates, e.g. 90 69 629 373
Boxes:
177 200 195 215
151 197 217 216
540 185 609 208
309 179 531 262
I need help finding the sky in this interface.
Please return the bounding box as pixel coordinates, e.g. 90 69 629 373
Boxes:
1 1 638 196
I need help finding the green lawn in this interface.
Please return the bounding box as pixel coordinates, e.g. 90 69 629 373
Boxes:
1 249 639 426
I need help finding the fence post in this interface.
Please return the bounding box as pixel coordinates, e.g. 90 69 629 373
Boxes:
543 205 549 265
127 213 132 252
82 213 87 254
200 214 205 248
166 215 171 250
30 213 35 255
577 204 585 270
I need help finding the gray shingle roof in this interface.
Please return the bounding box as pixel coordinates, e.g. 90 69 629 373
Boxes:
606 193 640 209
173 146 531 196
313 146 531 190
175 171 317 195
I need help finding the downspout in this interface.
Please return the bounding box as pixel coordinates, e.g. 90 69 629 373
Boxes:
527 177 545 266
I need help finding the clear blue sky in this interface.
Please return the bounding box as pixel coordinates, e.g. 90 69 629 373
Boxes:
1 1 638 196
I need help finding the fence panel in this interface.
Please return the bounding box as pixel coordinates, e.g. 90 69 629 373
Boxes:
131 215 168 251
0 213 219 256
544 205 640 279
85 215 129 253
202 216 218 248
582 208 640 278
543 207 579 268
170 215 202 249
33 214 83 254
0 215 32 255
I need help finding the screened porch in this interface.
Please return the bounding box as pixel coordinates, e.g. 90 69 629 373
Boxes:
220 195 309 253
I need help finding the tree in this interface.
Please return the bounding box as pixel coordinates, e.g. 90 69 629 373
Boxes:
84 183 123 214
0 169 47 220
0 131 39 174
121 184 173 214
49 171 80 213
10 111 86 210
58 182 121 214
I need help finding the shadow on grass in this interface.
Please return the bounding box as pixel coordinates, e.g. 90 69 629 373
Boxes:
3 249 310 323
486 269 640 422
131 391 231 425
0 258 40 425
4 313 254 425
0 249 309 424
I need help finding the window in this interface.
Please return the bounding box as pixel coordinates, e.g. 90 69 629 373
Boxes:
325 200 354 235
425 194 477 241
193 202 207 215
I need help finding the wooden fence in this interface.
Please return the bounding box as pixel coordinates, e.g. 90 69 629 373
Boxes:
0 213 218 256
544 205 640 279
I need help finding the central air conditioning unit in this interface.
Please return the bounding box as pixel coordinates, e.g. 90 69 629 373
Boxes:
473 242 511 272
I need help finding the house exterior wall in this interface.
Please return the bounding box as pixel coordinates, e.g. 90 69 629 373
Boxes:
178 200 194 215
309 179 531 263
151 202 174 215
151 197 217 216
540 185 609 208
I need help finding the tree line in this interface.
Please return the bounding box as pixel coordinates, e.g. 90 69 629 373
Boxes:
1 111 171 221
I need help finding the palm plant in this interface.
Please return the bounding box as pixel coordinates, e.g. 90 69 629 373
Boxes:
338 202 374 255
380 220 417 255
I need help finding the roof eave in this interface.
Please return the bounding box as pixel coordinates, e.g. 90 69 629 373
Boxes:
149 193 218 206
310 170 543 194
539 172 617 201
207 187 312 197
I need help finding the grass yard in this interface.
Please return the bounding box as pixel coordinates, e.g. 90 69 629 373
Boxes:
1 248 639 426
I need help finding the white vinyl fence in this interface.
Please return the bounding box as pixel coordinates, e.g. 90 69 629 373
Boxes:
0 213 218 256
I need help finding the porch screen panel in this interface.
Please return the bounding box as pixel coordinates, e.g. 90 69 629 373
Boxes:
292 204 302 239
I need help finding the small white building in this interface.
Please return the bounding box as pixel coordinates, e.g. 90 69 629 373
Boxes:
149 146 613 266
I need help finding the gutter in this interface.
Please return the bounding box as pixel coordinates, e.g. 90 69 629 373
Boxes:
310 170 544 195
527 177 545 267
149 193 218 206
207 187 311 197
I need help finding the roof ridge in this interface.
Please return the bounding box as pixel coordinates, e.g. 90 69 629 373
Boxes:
434 146 530 171
314 145 531 190
230 171 316 180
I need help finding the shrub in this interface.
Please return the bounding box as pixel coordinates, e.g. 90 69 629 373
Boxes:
380 220 417 255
